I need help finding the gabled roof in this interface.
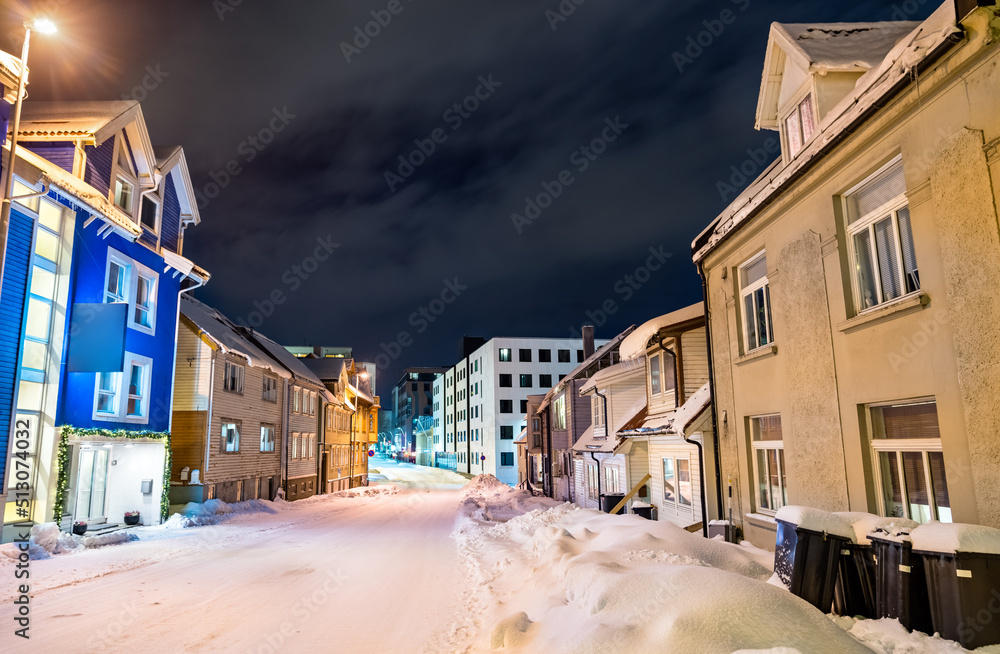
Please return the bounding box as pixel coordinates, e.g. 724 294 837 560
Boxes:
537 325 636 412
155 145 201 226
252 334 326 390
619 303 705 361
755 21 919 130
300 357 348 382
619 383 712 438
579 357 647 395
695 1 963 262
180 295 291 378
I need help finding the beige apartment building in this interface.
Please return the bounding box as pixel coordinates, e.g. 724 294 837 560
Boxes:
692 2 1000 549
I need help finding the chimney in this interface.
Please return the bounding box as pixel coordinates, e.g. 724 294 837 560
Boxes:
582 325 595 359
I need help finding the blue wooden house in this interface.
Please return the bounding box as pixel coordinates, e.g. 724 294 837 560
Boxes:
0 100 208 539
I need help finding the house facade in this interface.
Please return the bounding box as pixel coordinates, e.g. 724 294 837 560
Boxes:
1 101 207 538
692 2 1000 549
171 296 285 504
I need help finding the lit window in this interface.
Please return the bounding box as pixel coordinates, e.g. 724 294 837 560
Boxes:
222 422 241 453
126 362 145 417
92 352 152 423
650 354 661 395
663 456 693 512
739 252 773 353
106 260 128 303
114 177 134 214
260 426 275 453
750 415 785 513
784 94 815 157
605 466 620 494
134 275 155 329
499 348 512 362
845 159 918 312
553 395 566 430
96 373 118 414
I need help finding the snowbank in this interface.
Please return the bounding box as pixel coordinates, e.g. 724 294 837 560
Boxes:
909 521 1000 555
775 506 855 541
459 474 563 524
834 512 918 545
0 522 138 562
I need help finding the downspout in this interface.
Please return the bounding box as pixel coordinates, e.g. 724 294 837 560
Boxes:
202 349 216 482
543 404 551 497
699 261 725 521
592 387 610 509
682 426 709 538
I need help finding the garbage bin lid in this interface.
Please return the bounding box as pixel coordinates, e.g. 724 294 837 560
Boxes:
909 522 1000 556
775 506 855 541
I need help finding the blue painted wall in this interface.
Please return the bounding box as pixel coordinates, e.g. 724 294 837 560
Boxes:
0 208 34 489
58 218 179 432
23 141 75 172
83 139 114 198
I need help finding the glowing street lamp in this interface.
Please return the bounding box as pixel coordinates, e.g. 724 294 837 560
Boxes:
0 16 58 298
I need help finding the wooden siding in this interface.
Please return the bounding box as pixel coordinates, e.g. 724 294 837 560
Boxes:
287 383 320 480
83 139 114 197
205 353 284 484
24 141 75 172
170 410 207 479
647 437 701 529
160 173 181 254
681 327 710 401
173 323 212 411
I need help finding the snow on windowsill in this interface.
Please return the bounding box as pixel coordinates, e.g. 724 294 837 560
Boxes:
837 291 929 334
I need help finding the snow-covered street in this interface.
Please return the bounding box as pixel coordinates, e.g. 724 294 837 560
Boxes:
1 463 991 653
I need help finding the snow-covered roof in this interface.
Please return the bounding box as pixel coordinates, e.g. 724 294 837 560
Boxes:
0 50 24 103
579 357 646 395
300 357 348 382
154 145 201 226
514 428 527 444
537 325 636 412
180 295 291 378
162 250 210 285
776 21 920 72
695 1 963 262
619 383 712 438
17 101 141 143
619 303 704 361
253 333 326 390
572 396 647 453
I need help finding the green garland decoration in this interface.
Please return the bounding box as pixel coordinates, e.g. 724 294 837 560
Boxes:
55 426 172 524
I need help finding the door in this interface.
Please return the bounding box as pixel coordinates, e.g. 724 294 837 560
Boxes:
75 447 110 523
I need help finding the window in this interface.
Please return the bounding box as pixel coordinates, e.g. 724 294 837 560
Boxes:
587 464 599 500
739 252 773 353
750 415 786 513
499 374 512 388
605 466 620 493
650 354 661 395
224 361 245 394
520 399 528 414
500 426 514 440
558 374 566 381
133 274 155 329
553 395 566 430
663 456 693 511
262 375 278 402
92 352 152 423
784 93 815 158
558 349 570 363
106 260 127 303
293 388 301 413
845 160 918 312
518 348 531 362
260 425 275 452
539 374 552 388
532 417 540 431
140 195 160 232
114 177 134 214
500 400 512 413
519 374 532 388
500 452 514 466
291 432 299 460
538 349 551 363
592 395 604 427
870 400 950 523
499 348 512 362
222 421 241 453
577 350 584 362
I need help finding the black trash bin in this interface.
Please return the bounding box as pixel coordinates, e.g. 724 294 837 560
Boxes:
632 505 654 520
868 531 933 634
775 518 851 612
600 493 626 514
915 548 1000 649
833 541 877 618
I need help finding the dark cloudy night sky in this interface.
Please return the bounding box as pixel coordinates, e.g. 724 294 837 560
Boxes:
2 0 936 395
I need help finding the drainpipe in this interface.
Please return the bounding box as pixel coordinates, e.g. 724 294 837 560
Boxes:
699 261 724 521
593 387 611 510
682 427 709 538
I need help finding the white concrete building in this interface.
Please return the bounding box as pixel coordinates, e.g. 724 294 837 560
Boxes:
437 335 608 485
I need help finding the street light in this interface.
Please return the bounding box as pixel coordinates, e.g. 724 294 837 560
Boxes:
0 17 57 299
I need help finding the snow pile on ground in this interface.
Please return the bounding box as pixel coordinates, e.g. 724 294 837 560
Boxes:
162 497 279 528
0 522 139 561
451 500 875 653
459 474 563 524
834 616 981 654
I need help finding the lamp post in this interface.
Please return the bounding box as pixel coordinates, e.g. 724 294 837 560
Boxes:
0 17 56 299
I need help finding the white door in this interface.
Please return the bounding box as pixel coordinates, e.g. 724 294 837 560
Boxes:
75 448 110 522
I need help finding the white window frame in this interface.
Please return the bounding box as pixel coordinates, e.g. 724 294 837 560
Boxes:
139 193 161 234
587 464 599 500
113 136 138 216
844 157 918 314
131 268 157 335
738 251 774 355
649 353 662 395
260 424 275 453
223 360 245 394
104 248 159 335
662 454 695 516
868 399 949 524
782 91 816 159
750 414 786 515
262 375 278 403
604 466 620 494
222 420 241 453
104 253 130 305
92 352 153 424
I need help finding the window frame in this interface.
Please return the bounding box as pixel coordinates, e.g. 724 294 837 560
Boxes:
92 352 153 424
260 424 276 452
738 250 774 355
223 360 245 395
749 414 786 515
519 374 532 388
843 158 918 314
661 455 695 516
222 420 242 453
262 375 278 403
782 91 816 159
498 348 512 362
103 248 159 335
139 193 161 234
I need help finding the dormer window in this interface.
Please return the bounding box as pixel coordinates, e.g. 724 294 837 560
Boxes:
140 195 160 233
114 177 134 214
113 136 138 216
783 94 816 158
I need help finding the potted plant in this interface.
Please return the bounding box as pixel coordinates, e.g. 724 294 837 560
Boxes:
72 521 87 535
124 511 140 526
